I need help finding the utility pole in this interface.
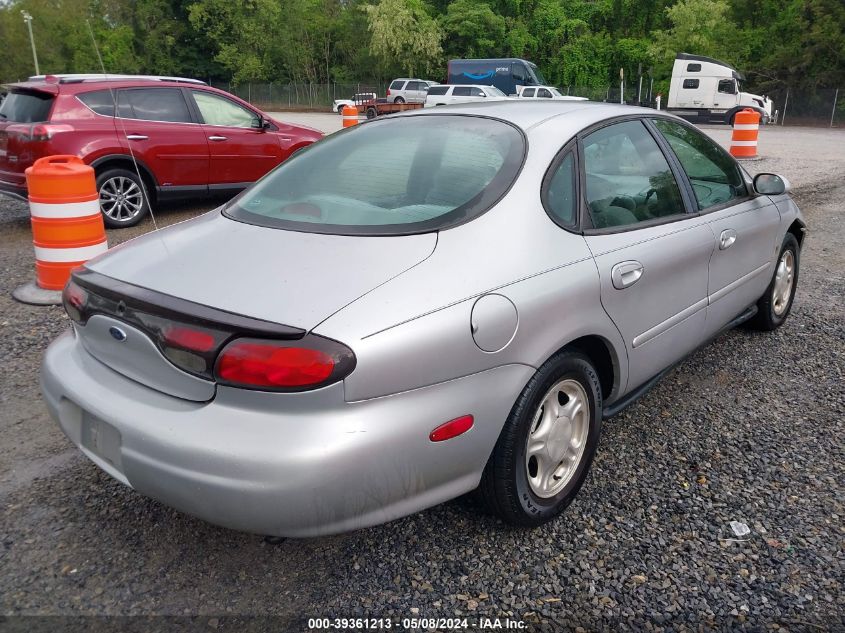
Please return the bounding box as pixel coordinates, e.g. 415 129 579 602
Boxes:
21 11 40 76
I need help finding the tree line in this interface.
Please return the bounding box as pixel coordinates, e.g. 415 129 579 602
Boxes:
0 0 843 96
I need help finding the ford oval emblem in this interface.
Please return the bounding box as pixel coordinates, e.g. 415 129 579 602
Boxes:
109 326 127 342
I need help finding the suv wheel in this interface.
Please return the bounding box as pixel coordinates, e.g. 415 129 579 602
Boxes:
97 168 150 228
394 96 405 104
479 351 602 526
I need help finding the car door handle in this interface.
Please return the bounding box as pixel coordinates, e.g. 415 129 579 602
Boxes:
719 229 737 250
126 134 148 141
208 135 228 141
611 261 644 289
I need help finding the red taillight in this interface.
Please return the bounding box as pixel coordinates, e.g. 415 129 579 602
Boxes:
163 326 216 352
215 337 355 390
387 88 391 96
429 415 474 442
8 123 73 141
62 280 88 322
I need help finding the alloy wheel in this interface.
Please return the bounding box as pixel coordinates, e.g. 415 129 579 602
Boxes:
99 176 144 222
772 249 795 316
525 379 590 498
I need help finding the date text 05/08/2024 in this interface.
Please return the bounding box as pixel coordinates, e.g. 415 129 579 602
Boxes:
307 617 528 629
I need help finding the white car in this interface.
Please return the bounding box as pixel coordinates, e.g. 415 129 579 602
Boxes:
386 79 438 104
332 93 377 114
518 86 588 101
424 84 510 107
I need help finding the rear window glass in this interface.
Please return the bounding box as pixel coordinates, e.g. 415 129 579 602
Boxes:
427 86 449 96
0 90 53 123
226 115 525 235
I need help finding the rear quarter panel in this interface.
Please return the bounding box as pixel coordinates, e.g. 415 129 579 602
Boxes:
314 118 627 402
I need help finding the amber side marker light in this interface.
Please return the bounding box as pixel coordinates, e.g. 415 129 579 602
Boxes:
429 415 474 442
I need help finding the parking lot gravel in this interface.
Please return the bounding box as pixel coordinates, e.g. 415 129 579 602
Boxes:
0 120 842 631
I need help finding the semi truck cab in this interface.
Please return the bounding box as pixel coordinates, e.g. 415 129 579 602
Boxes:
667 53 772 125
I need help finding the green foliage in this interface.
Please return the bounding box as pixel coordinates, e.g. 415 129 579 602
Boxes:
0 0 842 92
363 0 443 77
440 0 506 59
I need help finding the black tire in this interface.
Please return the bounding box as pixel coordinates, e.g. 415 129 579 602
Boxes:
366 107 378 120
394 96 405 104
479 351 603 527
96 167 151 228
749 232 800 331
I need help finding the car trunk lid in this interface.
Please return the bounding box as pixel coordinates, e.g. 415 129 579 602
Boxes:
73 211 437 400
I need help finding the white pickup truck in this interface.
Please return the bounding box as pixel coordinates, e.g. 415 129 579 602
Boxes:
667 53 773 124
332 93 377 114
516 86 588 101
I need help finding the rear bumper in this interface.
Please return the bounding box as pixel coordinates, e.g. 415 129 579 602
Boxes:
0 172 27 201
41 329 532 536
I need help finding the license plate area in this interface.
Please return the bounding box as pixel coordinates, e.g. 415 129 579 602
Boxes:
81 410 124 473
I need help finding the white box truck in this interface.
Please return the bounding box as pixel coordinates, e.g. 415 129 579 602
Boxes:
667 53 772 125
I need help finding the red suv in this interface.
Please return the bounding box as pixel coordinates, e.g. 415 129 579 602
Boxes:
0 74 323 227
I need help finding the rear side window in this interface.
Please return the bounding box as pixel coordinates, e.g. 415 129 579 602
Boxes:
544 152 576 226
582 120 685 229
390 80 405 90
427 86 449 96
0 90 53 123
226 115 525 235
682 79 699 89
78 90 117 116
522 88 535 97
117 88 192 123
653 119 747 209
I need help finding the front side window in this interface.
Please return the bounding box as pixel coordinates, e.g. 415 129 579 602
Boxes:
538 88 552 98
470 87 486 97
117 88 192 123
226 115 525 235
485 86 506 97
582 120 685 229
682 79 700 89
193 91 259 128
453 87 472 97
653 119 747 210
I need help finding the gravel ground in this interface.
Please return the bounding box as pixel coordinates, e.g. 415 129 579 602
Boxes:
0 120 843 631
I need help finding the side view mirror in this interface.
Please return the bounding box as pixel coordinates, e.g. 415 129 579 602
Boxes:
753 173 790 195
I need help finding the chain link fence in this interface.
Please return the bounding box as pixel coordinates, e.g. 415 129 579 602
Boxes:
222 81 843 127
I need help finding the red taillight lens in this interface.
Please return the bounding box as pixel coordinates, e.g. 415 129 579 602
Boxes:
386 88 391 96
215 337 355 391
163 326 216 352
9 123 73 141
62 280 88 322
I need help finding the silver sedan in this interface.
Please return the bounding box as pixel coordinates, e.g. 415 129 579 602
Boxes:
41 102 805 536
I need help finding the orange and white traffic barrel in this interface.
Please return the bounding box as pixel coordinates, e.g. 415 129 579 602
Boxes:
342 105 359 128
729 108 761 159
12 155 107 305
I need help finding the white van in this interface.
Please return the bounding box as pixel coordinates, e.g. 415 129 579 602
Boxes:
424 84 510 107
667 53 772 124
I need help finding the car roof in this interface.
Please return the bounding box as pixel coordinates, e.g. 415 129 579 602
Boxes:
398 100 674 132
4 75 208 95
